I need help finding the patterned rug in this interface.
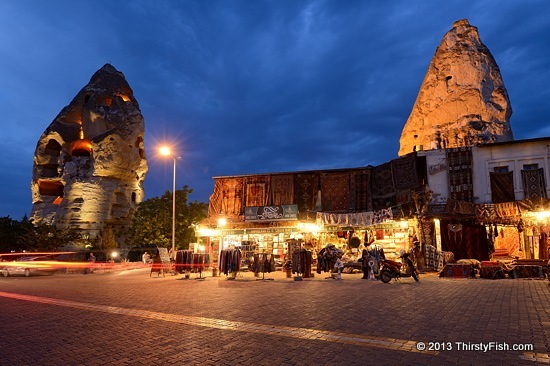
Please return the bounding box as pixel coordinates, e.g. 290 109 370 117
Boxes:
354 170 372 211
295 173 318 215
270 174 294 205
371 162 396 210
320 172 350 212
521 168 547 200
392 152 420 190
446 147 473 202
245 176 269 207
490 171 515 203
208 177 244 216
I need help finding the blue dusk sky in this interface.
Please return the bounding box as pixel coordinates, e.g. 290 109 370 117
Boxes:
1 0 549 219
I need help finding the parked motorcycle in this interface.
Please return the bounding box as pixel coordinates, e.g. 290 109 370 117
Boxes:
379 250 419 283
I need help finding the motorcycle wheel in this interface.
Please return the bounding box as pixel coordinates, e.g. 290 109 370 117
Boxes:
412 270 419 282
380 269 393 283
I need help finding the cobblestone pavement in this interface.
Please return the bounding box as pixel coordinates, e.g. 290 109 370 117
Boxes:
0 267 549 365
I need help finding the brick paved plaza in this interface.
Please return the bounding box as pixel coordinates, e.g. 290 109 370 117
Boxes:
0 267 549 365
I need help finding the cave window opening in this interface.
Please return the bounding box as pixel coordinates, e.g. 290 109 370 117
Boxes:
131 192 136 203
70 139 92 157
41 164 60 178
44 140 62 158
38 179 64 197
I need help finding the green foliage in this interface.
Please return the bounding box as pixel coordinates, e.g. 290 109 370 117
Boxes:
95 226 118 257
0 216 81 253
126 185 208 251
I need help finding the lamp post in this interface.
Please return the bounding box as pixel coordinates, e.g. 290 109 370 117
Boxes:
160 146 178 260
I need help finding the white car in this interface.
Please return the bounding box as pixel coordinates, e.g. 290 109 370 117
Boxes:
2 256 59 277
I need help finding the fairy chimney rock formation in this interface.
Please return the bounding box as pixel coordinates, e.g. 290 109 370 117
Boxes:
30 64 148 239
398 19 513 156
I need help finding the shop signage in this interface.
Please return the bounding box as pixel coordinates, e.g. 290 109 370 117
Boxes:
244 205 298 222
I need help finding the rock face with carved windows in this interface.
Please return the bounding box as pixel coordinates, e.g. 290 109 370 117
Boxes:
398 19 514 156
30 64 148 241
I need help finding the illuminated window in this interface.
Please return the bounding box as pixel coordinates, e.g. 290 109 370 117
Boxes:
70 139 92 157
37 179 64 197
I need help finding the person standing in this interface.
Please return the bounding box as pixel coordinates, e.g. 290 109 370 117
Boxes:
85 253 96 274
360 249 370 279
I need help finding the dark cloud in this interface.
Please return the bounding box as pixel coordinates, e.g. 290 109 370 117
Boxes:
1 0 550 218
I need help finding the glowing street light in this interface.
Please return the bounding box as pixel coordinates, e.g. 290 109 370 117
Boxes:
160 146 179 260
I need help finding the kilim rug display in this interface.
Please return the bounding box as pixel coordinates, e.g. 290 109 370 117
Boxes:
446 147 473 202
295 173 318 216
320 172 350 212
521 168 547 200
392 152 420 190
350 170 372 212
371 162 396 210
494 226 522 259
440 220 490 261
245 176 269 207
208 178 244 216
490 171 515 203
269 174 294 205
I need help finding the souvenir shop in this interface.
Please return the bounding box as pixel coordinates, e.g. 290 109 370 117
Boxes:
195 206 424 278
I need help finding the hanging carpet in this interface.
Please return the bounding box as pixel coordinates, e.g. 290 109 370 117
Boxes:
295 173 318 217
392 152 421 190
320 172 350 212
270 174 294 205
446 147 474 202
521 168 547 200
490 171 515 203
371 161 396 210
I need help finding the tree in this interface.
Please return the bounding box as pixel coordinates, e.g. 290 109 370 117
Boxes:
126 185 208 251
93 226 118 261
17 222 81 252
0 216 25 252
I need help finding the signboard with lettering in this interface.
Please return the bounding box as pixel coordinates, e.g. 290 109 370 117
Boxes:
244 205 298 222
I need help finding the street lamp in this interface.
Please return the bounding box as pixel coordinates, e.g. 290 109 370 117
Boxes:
160 146 178 260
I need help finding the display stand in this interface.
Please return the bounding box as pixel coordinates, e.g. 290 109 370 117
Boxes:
195 265 206 280
253 252 275 281
291 246 312 280
175 250 210 280
219 248 242 280
317 244 340 279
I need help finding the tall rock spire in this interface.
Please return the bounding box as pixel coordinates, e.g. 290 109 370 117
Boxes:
30 64 148 242
398 19 513 156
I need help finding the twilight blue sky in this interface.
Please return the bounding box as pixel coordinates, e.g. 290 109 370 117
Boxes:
1 1 550 219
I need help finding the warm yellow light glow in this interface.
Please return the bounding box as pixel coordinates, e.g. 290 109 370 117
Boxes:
534 211 550 221
116 93 131 102
298 222 320 233
218 218 227 227
197 228 216 236
199 245 205 252
400 220 408 228
159 146 171 156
